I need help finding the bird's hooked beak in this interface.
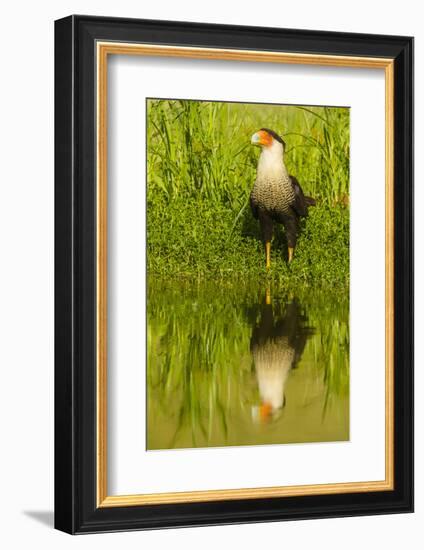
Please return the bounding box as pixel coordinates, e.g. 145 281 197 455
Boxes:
251 132 262 145
251 130 273 147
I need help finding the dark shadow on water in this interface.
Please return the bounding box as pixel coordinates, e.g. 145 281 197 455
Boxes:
23 510 54 528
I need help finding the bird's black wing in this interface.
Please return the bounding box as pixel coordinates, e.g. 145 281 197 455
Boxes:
289 175 308 217
250 191 259 219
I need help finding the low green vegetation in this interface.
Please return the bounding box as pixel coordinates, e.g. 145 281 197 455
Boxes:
147 99 350 288
147 196 349 287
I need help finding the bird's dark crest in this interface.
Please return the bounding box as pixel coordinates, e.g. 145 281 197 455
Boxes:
260 128 286 148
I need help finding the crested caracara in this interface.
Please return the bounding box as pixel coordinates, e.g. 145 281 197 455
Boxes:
250 128 315 267
250 294 313 423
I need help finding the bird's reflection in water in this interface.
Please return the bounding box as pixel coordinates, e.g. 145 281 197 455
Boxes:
250 289 314 423
147 280 349 449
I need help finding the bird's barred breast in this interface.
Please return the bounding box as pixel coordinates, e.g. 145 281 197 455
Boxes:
251 176 295 216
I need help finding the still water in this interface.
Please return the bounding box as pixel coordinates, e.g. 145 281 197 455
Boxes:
147 281 349 450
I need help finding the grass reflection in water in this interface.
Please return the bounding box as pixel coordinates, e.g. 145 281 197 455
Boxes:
147 280 349 450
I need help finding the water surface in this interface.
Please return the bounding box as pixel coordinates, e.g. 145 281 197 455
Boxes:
147 280 349 450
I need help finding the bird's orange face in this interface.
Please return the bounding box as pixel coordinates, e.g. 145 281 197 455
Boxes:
258 402 273 423
251 129 274 147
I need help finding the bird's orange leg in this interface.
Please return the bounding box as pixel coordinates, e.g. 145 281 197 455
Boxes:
288 247 294 263
265 241 271 269
265 286 271 305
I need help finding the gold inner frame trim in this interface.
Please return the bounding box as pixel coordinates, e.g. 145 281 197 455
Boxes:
96 42 395 508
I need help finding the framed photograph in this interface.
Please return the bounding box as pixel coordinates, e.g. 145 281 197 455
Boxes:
54 15 413 534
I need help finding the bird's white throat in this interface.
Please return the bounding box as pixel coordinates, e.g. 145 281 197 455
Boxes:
257 140 288 180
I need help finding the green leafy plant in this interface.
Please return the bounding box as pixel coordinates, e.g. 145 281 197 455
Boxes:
147 100 350 285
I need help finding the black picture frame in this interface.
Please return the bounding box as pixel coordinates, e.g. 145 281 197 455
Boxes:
55 15 414 534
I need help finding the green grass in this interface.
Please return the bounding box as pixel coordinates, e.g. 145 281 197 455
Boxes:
147 99 350 287
147 196 349 287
